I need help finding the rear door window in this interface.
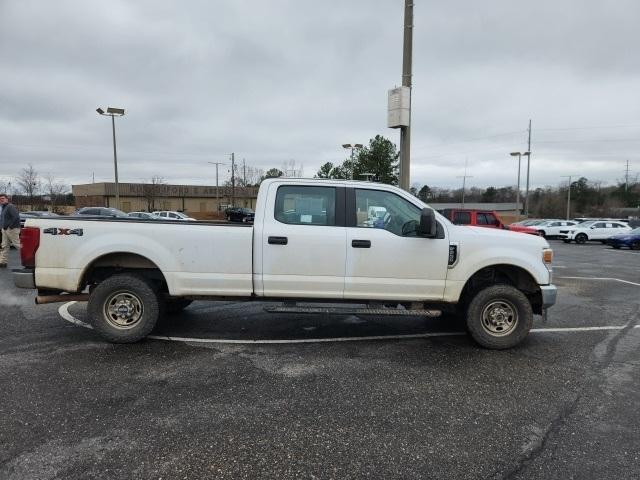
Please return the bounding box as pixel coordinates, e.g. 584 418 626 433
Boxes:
275 186 336 226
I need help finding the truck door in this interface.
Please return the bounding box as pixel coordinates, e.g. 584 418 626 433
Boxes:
261 184 347 298
344 187 449 301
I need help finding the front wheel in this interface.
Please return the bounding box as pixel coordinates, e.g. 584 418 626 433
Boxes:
87 274 160 343
539 230 546 238
575 233 588 244
632 241 640 251
466 284 533 349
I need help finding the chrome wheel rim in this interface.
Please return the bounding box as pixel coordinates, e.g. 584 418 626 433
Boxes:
103 291 144 330
481 300 518 337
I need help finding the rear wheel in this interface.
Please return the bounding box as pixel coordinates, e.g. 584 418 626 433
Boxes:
563 239 571 243
466 284 533 349
632 241 640 251
87 274 160 343
539 230 546 238
575 233 588 244
612 245 621 249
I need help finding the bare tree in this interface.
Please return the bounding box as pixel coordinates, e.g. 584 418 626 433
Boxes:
0 178 10 195
142 176 166 211
17 164 41 210
44 174 69 213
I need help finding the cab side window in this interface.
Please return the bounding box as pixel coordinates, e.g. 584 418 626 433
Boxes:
275 186 336 226
453 211 471 225
355 189 421 236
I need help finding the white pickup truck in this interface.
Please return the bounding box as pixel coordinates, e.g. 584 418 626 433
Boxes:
14 178 557 349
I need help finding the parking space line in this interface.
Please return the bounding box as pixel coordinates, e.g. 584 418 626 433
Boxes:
557 276 640 287
57 302 640 345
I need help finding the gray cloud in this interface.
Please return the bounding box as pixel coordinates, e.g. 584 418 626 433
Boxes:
1 0 639 191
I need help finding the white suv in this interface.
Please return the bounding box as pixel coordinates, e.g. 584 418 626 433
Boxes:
152 211 196 221
533 220 577 238
564 221 631 244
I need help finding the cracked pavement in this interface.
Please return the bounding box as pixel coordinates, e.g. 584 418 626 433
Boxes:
1 242 639 479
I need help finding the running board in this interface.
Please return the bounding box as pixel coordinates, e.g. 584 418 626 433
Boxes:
264 305 442 317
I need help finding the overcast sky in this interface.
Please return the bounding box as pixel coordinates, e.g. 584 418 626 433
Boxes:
1 0 639 192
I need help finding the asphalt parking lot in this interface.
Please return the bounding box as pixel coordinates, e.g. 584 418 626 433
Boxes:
1 241 639 480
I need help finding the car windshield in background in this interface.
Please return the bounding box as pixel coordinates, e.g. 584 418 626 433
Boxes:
577 221 595 227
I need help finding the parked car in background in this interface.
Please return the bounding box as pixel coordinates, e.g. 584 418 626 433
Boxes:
439 209 540 236
225 207 255 223
531 220 578 238
75 207 128 218
19 211 59 228
606 227 640 250
127 212 160 220
563 220 631 244
152 210 196 221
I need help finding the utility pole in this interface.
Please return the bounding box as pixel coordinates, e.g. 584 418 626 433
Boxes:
625 160 630 192
242 158 247 187
456 159 473 207
561 175 574 220
230 152 235 207
399 0 413 191
510 152 522 221
525 119 532 216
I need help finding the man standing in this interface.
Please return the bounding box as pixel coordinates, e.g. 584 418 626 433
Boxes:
0 193 21 267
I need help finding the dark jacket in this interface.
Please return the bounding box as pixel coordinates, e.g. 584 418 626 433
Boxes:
1 203 20 229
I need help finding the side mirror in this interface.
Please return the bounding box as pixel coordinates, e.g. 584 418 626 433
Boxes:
418 208 437 238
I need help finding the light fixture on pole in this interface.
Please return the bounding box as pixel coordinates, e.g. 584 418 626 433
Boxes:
96 107 125 209
342 143 363 180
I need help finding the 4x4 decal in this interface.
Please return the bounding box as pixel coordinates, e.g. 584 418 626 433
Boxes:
43 227 84 236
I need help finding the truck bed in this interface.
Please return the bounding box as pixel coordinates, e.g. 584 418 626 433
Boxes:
26 217 254 296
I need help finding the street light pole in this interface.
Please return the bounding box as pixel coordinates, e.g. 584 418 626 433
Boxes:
510 152 522 221
342 143 363 180
208 161 226 213
97 107 125 209
561 175 574 220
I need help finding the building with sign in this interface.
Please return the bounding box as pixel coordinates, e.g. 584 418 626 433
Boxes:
72 183 258 218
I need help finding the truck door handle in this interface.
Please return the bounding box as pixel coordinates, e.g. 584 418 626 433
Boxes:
268 236 288 245
351 239 371 248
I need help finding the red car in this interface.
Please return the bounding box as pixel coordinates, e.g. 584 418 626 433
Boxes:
439 209 540 235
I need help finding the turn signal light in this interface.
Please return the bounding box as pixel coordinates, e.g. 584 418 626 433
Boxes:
542 248 553 264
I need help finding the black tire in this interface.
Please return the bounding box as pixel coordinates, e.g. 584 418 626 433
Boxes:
466 284 533 349
539 230 546 238
632 241 640 251
164 298 193 314
87 273 160 343
612 245 621 249
563 239 571 243
575 233 588 244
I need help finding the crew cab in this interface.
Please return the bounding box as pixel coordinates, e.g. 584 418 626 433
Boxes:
14 179 557 349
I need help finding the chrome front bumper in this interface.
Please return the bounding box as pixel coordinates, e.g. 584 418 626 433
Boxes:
12 269 36 289
540 284 557 309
